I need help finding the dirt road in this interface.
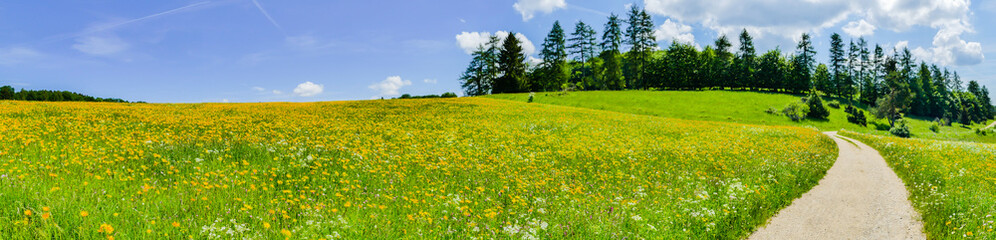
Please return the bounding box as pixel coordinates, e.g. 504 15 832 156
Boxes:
748 132 925 240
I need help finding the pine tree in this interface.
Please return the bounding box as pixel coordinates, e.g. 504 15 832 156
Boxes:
791 33 816 93
494 33 528 93
734 29 756 90
714 35 733 89
569 20 598 88
537 21 569 92
828 33 846 97
814 64 832 96
459 36 500 96
623 5 656 89
600 13 624 90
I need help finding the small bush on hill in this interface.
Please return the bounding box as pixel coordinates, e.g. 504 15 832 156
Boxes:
871 120 891 131
828 100 841 109
845 105 867 126
765 107 779 115
805 92 830 120
929 121 940 133
890 119 911 138
783 102 810 122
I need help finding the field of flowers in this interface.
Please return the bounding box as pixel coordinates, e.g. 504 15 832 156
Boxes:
840 131 996 239
0 98 835 239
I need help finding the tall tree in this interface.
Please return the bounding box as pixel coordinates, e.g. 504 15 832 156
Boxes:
623 5 656 89
494 33 528 93
459 36 500 96
537 21 569 91
828 33 846 97
714 35 733 89
734 29 756 90
756 49 785 91
600 13 625 90
663 42 699 89
874 56 912 127
790 33 816 93
569 20 598 88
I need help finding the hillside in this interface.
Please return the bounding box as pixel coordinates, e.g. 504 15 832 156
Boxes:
0 99 835 239
485 91 996 143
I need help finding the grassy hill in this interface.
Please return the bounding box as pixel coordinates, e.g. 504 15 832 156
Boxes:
0 99 835 239
485 91 996 143
840 131 996 239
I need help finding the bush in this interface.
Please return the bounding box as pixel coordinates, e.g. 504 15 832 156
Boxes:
844 105 867 126
805 92 830 119
828 100 841 109
528 92 535 103
890 119 911 138
765 107 779 115
929 121 940 133
783 102 810 122
441 92 458 98
871 120 891 131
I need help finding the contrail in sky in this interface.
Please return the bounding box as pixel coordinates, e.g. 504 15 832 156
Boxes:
39 1 213 44
252 0 283 32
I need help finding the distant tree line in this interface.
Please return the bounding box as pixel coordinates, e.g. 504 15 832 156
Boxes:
459 5 994 126
395 92 458 99
0 85 130 103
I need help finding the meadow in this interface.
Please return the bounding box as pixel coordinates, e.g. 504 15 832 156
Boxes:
840 131 996 239
486 91 996 143
0 98 835 239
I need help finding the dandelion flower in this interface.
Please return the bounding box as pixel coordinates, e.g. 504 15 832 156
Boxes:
172 222 180 227
23 210 32 216
79 211 89 217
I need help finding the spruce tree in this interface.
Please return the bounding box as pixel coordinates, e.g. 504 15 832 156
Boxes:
828 33 846 97
538 21 569 91
734 29 756 90
569 20 598 88
494 33 528 93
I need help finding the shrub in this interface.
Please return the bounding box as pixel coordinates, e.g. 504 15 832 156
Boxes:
783 102 810 122
828 100 841 109
528 92 535 103
871 120 891 131
805 92 830 120
844 105 867 126
976 128 988 136
441 92 458 98
890 119 911 138
929 122 940 133
765 107 779 115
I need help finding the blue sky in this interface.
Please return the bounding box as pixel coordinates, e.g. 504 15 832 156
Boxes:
0 0 993 103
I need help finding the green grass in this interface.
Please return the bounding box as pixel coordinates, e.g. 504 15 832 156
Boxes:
840 131 996 239
486 90 996 143
0 99 836 239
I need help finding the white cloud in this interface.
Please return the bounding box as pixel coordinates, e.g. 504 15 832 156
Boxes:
455 31 535 56
642 0 983 66
252 86 266 91
513 0 567 21
73 35 129 56
369 76 412 97
272 90 283 95
842 20 876 37
654 19 697 46
424 79 438 84
293 81 324 97
0 47 43 66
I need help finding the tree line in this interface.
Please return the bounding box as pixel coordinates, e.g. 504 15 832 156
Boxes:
460 5 994 126
0 85 130 103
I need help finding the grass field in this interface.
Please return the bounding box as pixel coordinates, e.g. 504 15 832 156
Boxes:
840 131 996 239
0 98 835 239
485 91 996 143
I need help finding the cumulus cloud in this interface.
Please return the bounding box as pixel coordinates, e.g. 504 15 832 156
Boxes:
642 0 983 66
369 76 412 97
424 79 438 84
455 31 536 56
654 19 697 46
293 81 324 97
513 0 567 21
842 20 876 37
73 35 129 56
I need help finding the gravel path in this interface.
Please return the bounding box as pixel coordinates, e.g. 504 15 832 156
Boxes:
985 120 996 130
748 132 925 240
